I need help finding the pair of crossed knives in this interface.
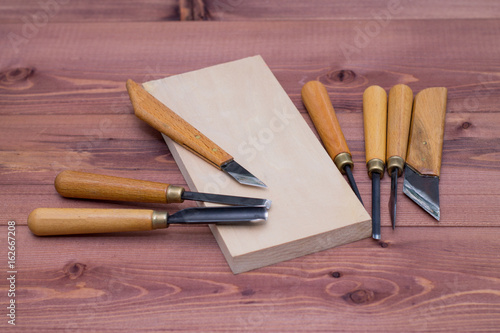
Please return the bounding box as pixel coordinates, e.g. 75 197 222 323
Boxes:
28 80 270 236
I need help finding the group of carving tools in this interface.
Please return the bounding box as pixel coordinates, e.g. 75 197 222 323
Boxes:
28 80 271 236
29 76 446 244
302 81 447 240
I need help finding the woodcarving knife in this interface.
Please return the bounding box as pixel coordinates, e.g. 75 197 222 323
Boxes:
55 170 271 208
403 87 447 220
126 79 267 188
386 84 413 229
28 206 268 236
363 86 387 240
301 81 363 204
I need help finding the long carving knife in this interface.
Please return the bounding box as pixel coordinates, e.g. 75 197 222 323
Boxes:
126 79 266 188
363 85 387 240
301 81 363 205
55 170 271 208
403 87 447 220
386 84 413 229
28 206 268 236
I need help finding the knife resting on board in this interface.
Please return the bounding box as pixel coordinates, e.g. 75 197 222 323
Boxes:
28 207 268 236
55 170 271 208
126 79 267 188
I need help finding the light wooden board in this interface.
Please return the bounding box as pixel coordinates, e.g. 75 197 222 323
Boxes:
143 55 371 273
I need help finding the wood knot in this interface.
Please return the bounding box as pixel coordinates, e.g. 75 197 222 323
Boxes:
326 69 356 84
63 262 87 280
0 67 35 86
330 271 342 278
380 241 389 248
348 289 374 304
241 288 256 296
461 122 471 129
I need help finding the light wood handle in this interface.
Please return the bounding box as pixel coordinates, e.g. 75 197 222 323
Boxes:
363 85 387 176
28 208 159 236
406 87 447 177
55 170 184 203
386 84 413 175
301 81 351 167
126 79 233 169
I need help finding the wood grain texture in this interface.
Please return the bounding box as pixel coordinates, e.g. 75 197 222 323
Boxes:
3 226 500 331
128 79 233 169
204 0 500 21
387 84 413 166
144 56 371 273
1 17 500 331
1 20 500 227
1 0 499 24
54 170 178 203
406 87 448 177
28 208 155 235
301 80 351 159
0 0 180 23
363 85 387 167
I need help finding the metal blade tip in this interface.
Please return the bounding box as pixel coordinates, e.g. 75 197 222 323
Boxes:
403 165 440 221
389 169 398 229
222 160 267 188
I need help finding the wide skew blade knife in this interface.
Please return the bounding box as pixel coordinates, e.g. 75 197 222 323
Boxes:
126 79 267 188
403 87 447 220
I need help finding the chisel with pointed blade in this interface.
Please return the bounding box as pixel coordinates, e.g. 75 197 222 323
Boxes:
28 206 268 236
126 79 266 188
386 84 413 229
403 87 447 220
301 81 363 205
363 85 387 240
55 170 271 208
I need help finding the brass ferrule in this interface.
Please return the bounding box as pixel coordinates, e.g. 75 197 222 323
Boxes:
386 156 404 177
334 152 354 174
367 158 385 179
166 185 185 204
151 211 169 229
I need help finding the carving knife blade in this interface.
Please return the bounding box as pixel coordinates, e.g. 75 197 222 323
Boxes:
403 87 447 220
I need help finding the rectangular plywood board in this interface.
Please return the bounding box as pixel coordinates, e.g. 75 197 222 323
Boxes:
143 56 371 273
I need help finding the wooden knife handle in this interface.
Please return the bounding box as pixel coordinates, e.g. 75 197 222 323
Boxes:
55 170 185 204
406 87 447 177
28 208 167 236
363 85 388 178
386 84 413 176
126 79 233 169
301 81 353 171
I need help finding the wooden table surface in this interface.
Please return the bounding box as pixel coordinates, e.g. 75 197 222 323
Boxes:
1 1 500 331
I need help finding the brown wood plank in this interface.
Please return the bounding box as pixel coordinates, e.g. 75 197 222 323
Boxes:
2 1 498 24
0 0 180 23
2 226 499 331
204 0 500 21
